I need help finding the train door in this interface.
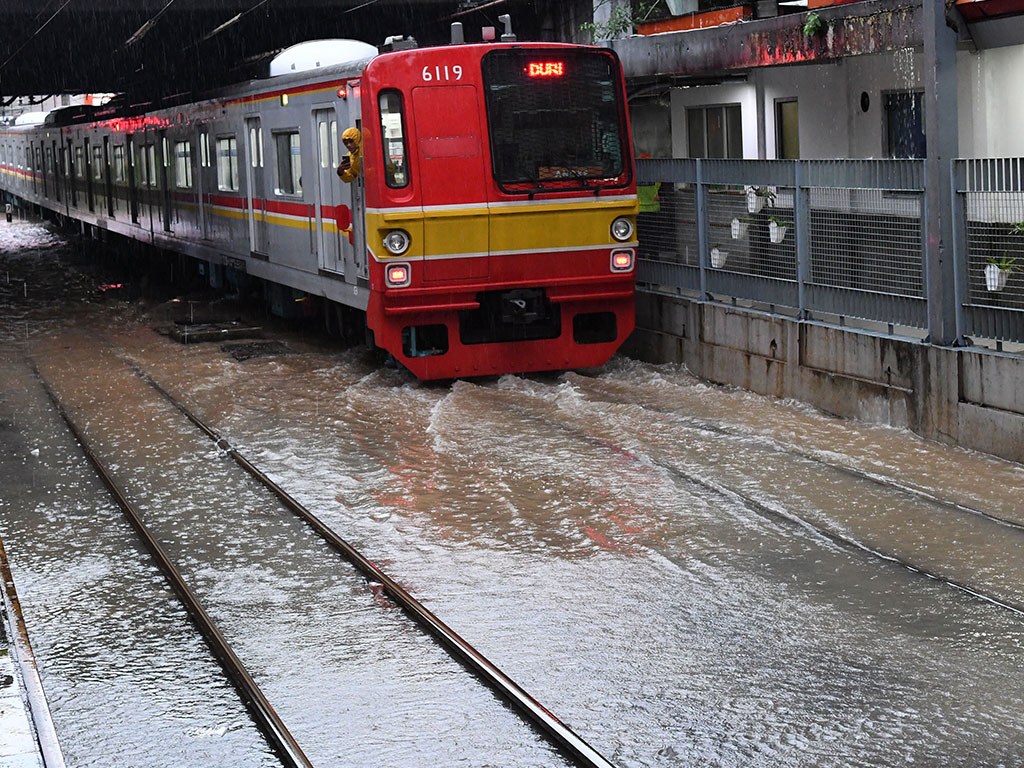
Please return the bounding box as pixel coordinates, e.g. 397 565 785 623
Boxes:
159 133 173 233
313 107 344 274
37 143 47 198
197 127 211 240
103 137 114 218
50 143 60 203
91 142 106 216
244 117 267 256
411 85 489 282
85 139 96 212
68 140 79 208
127 134 140 224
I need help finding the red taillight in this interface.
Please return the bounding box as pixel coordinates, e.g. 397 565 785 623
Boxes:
386 263 411 287
611 250 634 272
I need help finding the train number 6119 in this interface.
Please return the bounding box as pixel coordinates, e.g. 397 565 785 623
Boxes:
421 65 463 82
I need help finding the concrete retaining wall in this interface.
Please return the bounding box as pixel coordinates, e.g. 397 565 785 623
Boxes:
623 292 1024 464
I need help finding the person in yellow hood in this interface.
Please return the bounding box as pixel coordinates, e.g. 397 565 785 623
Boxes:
336 127 362 183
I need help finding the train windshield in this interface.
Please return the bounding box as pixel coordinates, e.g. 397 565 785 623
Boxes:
482 49 629 193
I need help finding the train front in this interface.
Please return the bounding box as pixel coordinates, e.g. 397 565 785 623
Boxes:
361 43 637 379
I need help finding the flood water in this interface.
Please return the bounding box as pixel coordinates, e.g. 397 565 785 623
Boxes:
3 219 1024 767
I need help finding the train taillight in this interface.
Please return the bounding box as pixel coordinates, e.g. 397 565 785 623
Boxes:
386 263 411 287
611 250 635 273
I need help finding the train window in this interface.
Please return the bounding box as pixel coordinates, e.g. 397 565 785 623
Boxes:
162 137 171 168
481 49 628 191
379 90 408 188
75 146 85 179
174 141 193 188
113 145 126 182
249 126 264 168
273 131 302 196
216 136 239 192
144 144 158 187
318 121 330 168
92 146 103 180
199 130 210 168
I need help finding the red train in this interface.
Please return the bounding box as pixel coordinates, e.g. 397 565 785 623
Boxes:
0 35 638 379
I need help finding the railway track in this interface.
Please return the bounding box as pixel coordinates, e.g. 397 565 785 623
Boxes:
32 357 617 768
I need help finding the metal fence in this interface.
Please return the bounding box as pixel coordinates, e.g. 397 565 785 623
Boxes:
637 157 1024 345
953 158 1024 343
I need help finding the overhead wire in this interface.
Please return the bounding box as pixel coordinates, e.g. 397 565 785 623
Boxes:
0 0 76 72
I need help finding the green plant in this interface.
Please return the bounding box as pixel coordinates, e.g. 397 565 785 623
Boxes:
769 215 786 226
580 0 660 41
751 186 776 205
987 254 1017 271
1009 222 1024 235
803 11 823 37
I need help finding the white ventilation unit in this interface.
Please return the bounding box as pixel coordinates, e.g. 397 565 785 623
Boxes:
269 40 378 77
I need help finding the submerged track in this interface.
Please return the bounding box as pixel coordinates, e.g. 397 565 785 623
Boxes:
34 357 617 768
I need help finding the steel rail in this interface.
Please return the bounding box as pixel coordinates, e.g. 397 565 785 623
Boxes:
0 534 67 768
34 371 315 768
128 362 617 768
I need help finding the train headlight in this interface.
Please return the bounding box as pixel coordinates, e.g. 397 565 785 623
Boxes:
610 249 634 273
386 263 411 287
383 229 411 255
611 217 634 242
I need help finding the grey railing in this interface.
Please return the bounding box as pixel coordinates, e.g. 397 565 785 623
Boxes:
638 157 1024 346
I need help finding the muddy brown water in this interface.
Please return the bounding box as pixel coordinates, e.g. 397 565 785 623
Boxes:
3 219 1024 767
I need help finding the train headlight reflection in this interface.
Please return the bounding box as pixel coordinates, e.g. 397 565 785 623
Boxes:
386 263 411 287
383 229 411 255
611 217 634 242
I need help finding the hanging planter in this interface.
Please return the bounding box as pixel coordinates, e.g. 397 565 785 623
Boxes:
710 246 728 268
769 218 788 244
746 186 775 214
984 259 1014 292
731 218 749 239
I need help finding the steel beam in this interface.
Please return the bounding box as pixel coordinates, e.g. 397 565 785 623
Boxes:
612 0 923 79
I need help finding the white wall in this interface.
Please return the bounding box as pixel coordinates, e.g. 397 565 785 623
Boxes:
661 46 1024 160
957 45 1024 158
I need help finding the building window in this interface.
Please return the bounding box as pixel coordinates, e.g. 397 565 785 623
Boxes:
216 136 239 192
885 91 925 159
273 131 302 196
686 105 742 159
174 141 193 188
775 99 799 160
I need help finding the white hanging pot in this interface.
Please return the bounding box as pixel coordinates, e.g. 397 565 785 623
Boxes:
731 218 748 239
710 247 728 268
985 263 1010 292
746 189 764 214
769 220 787 244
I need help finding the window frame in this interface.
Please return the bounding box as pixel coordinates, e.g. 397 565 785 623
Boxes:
378 89 410 189
686 104 743 159
215 135 239 192
272 129 302 197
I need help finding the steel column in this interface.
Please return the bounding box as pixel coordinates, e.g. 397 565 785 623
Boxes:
923 0 959 344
